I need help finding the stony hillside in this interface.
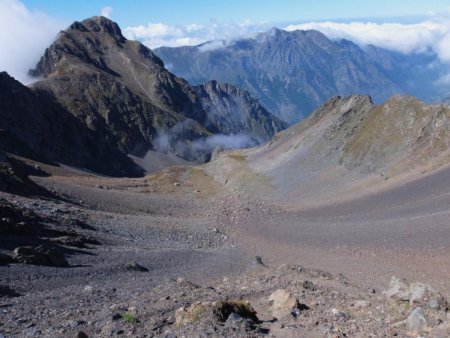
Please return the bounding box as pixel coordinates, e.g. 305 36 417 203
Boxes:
341 96 450 174
155 28 442 123
3 16 284 172
207 95 450 203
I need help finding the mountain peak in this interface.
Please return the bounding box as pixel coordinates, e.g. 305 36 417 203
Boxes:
77 16 125 42
29 16 135 77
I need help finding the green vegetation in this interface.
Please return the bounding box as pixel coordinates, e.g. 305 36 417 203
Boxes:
176 303 210 327
121 312 137 324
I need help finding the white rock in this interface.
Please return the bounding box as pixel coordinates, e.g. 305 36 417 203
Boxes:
409 283 430 305
385 276 410 301
406 307 427 333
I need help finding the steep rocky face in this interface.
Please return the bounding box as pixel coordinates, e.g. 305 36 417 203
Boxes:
27 16 283 165
194 81 287 142
0 72 142 176
155 28 442 123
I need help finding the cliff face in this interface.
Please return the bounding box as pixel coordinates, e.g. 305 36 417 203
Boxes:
194 81 287 142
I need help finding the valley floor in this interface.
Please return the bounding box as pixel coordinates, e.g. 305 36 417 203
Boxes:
1 159 449 337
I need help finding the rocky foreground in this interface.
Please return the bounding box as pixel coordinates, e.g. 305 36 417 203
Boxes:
0 181 449 337
2 258 449 337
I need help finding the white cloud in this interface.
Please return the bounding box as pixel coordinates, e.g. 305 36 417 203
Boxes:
0 0 64 84
100 6 113 19
197 40 229 53
123 20 271 49
124 14 450 64
285 16 450 63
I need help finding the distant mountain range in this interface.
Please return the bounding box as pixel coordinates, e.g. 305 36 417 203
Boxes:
0 17 285 176
155 28 445 123
1 17 447 178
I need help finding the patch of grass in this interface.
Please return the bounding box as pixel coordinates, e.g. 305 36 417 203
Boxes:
121 312 137 324
188 167 205 176
186 304 209 322
176 303 210 327
227 153 247 162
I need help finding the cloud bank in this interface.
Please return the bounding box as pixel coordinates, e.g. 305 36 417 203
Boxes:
123 20 270 49
0 0 65 84
285 15 450 63
124 11 450 65
153 120 256 160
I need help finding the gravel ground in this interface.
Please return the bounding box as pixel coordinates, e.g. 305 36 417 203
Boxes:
1 160 449 337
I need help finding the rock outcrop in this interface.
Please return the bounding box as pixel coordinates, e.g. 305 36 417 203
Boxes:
194 81 286 142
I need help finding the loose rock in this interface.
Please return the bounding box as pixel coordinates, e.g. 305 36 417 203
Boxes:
126 262 149 272
268 289 300 319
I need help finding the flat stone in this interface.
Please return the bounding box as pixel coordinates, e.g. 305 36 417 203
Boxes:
354 300 371 309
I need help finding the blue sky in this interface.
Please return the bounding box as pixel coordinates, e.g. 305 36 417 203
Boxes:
21 0 450 27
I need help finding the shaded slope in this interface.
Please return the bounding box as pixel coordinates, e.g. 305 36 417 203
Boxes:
0 72 141 176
